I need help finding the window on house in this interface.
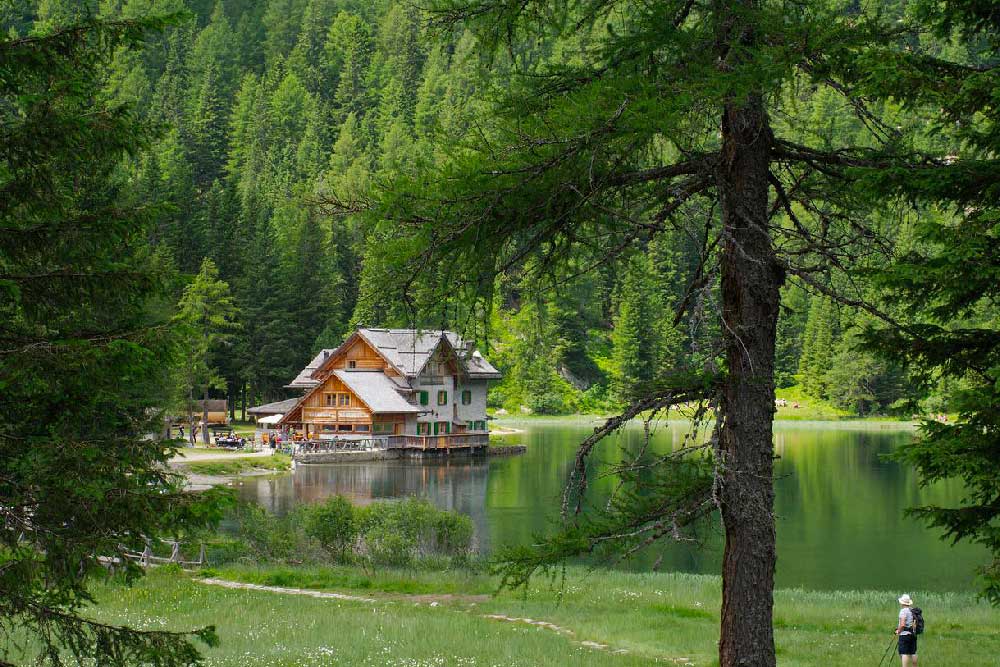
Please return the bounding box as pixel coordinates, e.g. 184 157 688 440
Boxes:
325 393 335 407
348 360 357 369
417 422 429 435
338 393 350 407
337 424 353 431
461 390 471 405
373 423 393 434
437 390 448 405
355 424 370 432
419 391 429 406
478 420 486 431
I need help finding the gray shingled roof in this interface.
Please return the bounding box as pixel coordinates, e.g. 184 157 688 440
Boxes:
287 349 335 388
247 398 301 415
355 328 502 379
287 329 502 390
333 370 422 414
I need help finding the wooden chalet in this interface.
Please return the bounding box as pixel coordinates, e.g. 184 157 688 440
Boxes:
279 328 501 451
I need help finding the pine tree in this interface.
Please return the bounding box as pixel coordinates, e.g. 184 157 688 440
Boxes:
174 258 239 444
189 0 237 95
373 4 424 128
610 255 658 402
262 0 305 68
856 1 1000 603
354 2 919 664
286 0 335 95
798 296 839 399
190 60 229 188
0 16 221 665
325 11 374 121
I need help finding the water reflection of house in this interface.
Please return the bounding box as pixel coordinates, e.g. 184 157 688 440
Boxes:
278 328 501 451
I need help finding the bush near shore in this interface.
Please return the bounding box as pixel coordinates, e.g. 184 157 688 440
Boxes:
203 497 475 570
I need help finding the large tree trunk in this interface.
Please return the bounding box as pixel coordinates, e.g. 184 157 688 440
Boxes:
187 385 196 446
716 92 781 667
202 386 210 445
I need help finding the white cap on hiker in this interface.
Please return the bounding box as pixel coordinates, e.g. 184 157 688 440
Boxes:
898 594 913 606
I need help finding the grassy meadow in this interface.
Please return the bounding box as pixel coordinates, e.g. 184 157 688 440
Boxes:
177 454 292 476
75 566 999 667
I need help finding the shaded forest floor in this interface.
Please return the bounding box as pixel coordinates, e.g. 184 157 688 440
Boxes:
76 566 997 666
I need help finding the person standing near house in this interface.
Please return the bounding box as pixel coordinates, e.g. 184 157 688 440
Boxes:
895 594 918 666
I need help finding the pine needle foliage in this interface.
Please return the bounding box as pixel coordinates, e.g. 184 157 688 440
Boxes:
346 1 931 665
0 16 226 666
853 0 1000 604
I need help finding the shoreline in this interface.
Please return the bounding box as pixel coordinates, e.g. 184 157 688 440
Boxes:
169 450 291 490
492 413 919 429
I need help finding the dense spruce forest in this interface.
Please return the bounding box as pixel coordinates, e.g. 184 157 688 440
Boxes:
5 1 1000 665
3 0 944 417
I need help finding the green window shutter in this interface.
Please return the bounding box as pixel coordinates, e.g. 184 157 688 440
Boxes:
419 391 428 406
446 422 451 434
433 422 439 435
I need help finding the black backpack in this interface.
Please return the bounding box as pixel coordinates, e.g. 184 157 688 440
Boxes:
910 607 925 635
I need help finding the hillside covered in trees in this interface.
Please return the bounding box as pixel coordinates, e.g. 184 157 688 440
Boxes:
2 0 958 417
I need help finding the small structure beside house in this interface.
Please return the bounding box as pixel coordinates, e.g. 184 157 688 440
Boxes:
247 397 301 444
172 399 229 425
246 397 300 420
278 328 501 451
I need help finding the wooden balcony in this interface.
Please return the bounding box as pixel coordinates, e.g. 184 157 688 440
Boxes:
387 433 489 450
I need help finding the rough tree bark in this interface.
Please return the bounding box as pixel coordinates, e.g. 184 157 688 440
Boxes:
716 89 781 665
710 0 783 661
202 386 210 445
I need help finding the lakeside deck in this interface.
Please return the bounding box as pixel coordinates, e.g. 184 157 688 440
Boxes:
292 432 491 462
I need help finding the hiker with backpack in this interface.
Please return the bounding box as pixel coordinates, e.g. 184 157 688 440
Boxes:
894 594 923 666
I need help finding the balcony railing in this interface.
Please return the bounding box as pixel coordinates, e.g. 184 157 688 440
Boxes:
387 433 489 450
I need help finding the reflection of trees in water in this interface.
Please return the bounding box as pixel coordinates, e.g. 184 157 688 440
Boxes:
242 459 492 551
240 423 984 591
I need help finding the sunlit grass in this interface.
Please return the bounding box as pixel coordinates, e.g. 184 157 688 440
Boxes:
179 454 291 476
73 566 1000 667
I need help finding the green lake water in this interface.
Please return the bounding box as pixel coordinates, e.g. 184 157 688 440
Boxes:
238 418 986 594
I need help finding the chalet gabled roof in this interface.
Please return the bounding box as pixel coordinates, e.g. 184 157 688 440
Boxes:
346 328 501 380
288 329 502 394
333 370 421 414
286 348 335 389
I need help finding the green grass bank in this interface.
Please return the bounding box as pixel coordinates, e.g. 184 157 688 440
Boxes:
176 453 292 476
78 566 998 667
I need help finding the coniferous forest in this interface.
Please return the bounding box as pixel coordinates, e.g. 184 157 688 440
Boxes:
3 1 1000 666
2 0 943 417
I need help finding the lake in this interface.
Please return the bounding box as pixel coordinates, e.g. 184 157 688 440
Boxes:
238 417 986 594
